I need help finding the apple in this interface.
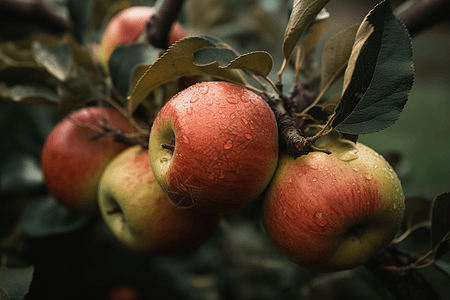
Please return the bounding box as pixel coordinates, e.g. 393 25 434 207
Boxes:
98 6 187 70
41 106 131 215
98 145 221 253
148 81 279 214
261 132 405 272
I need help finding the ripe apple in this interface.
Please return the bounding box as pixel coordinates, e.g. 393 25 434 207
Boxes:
261 132 405 272
98 6 187 70
149 81 279 214
98 145 221 253
41 106 131 215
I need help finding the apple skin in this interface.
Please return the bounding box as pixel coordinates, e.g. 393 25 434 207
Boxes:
149 81 279 214
261 132 405 272
98 6 187 70
41 106 131 215
98 145 221 254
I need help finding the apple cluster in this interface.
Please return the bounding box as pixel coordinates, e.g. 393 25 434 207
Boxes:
39 6 405 270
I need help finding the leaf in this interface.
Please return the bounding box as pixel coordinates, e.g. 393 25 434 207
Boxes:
109 43 160 99
332 0 414 134
283 0 331 62
225 51 273 77
435 240 450 261
66 0 96 44
320 23 359 92
300 8 330 57
0 265 34 300
19 194 89 238
127 37 246 115
31 39 72 82
194 47 239 67
431 192 450 250
403 196 432 229
5 85 59 109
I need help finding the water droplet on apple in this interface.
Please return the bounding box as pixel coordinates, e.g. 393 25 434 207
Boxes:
364 173 373 180
218 172 226 179
312 177 317 182
186 107 193 114
244 133 253 140
352 167 358 172
190 95 199 103
314 212 328 226
207 100 213 106
181 135 190 144
231 130 239 135
338 150 359 162
241 117 249 125
207 173 215 180
352 182 356 186
198 84 209 95
226 97 239 104
310 164 318 170
241 95 250 102
230 113 236 119
224 140 233 149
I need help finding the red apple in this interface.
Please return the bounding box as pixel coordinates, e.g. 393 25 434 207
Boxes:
261 132 405 272
148 81 279 214
41 106 131 215
98 145 221 253
98 6 187 70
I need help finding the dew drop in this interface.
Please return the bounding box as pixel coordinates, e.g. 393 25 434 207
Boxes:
181 135 190 144
338 150 359 162
352 182 356 186
288 178 293 183
207 173 215 180
198 84 209 95
186 107 193 114
312 177 317 182
230 113 236 119
231 130 239 135
352 167 359 172
207 100 213 106
190 95 199 103
218 172 226 179
241 117 249 125
227 97 239 104
364 173 373 180
224 140 233 149
314 212 328 227
244 133 253 140
241 95 250 102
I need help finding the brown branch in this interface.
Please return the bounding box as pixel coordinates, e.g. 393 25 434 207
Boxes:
394 0 450 37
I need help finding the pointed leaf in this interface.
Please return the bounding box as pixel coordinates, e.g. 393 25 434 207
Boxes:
332 0 414 134
431 192 450 250
31 40 72 82
224 51 273 77
128 37 246 115
300 8 330 56
0 265 34 300
283 0 331 61
320 23 359 92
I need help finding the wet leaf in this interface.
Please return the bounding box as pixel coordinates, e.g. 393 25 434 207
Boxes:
431 192 450 250
320 23 359 93
0 265 34 300
128 37 246 115
19 194 89 239
332 0 414 134
283 0 331 62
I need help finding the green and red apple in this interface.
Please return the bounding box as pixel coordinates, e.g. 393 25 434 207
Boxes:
98 145 221 254
41 106 131 215
261 132 405 272
148 81 279 214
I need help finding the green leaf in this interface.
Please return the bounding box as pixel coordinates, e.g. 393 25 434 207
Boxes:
431 192 450 250
435 240 450 261
332 0 414 134
5 85 59 109
300 8 329 57
109 43 160 99
19 195 89 238
283 0 331 62
225 51 273 77
127 36 246 115
31 40 72 82
66 0 96 44
0 265 34 300
194 47 239 67
320 23 359 93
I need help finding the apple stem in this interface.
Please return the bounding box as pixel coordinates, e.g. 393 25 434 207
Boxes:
161 144 175 152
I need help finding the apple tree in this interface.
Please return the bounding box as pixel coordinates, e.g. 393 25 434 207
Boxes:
0 0 449 299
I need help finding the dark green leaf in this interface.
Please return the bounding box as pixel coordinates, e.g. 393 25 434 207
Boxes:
225 51 273 77
0 153 43 196
431 192 450 250
6 85 59 109
0 265 34 300
67 0 96 44
332 0 414 134
435 240 450 261
31 40 72 82
194 47 239 67
109 43 160 99
19 195 89 238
